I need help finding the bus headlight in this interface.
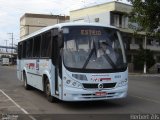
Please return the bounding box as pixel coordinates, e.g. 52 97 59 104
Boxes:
118 79 128 87
66 80 71 84
66 80 83 89
72 74 88 81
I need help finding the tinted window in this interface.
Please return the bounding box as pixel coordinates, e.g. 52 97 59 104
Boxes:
26 38 33 58
33 35 41 57
41 31 52 57
22 41 26 58
18 42 23 59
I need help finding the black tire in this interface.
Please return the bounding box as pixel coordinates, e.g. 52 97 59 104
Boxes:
45 79 56 103
23 72 31 90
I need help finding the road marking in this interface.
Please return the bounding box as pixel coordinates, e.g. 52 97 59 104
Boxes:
130 95 160 104
0 89 36 120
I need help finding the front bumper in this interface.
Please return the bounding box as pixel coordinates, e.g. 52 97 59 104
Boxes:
62 85 128 101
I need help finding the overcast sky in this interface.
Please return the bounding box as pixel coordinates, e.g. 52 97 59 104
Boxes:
0 0 130 46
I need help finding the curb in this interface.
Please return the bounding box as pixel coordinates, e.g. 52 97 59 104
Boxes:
129 74 160 77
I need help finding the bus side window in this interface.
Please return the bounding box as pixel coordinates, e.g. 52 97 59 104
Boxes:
41 31 52 58
22 41 26 58
33 35 41 58
26 38 33 58
18 42 22 59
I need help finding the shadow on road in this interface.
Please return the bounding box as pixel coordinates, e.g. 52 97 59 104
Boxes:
60 98 129 110
30 87 131 110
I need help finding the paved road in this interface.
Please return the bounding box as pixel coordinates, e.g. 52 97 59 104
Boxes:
0 66 160 120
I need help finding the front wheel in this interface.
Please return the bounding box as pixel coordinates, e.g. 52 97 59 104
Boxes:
45 79 57 103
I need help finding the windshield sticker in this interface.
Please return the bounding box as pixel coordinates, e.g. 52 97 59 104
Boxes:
36 59 39 71
63 28 69 34
39 63 48 68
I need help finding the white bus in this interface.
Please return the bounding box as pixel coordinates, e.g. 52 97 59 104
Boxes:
17 22 128 102
2 57 10 66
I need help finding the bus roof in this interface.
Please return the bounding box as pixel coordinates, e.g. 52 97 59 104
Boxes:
21 22 117 41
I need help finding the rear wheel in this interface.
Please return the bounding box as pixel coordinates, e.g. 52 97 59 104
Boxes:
45 79 57 103
23 72 31 90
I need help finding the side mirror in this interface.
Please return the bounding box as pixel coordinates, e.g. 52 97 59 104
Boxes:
58 34 64 48
52 29 64 48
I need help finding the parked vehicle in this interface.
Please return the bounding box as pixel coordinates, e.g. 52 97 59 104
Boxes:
2 57 10 66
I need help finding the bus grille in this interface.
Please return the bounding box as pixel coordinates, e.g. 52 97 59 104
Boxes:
82 83 116 89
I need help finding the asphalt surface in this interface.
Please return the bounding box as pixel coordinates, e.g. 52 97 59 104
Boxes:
0 65 160 120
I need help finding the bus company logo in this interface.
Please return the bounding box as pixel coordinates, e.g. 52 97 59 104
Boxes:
98 83 103 89
91 77 98 82
26 63 35 69
91 77 111 82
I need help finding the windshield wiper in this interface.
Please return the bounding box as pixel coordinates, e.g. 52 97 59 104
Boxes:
82 41 96 69
82 48 95 69
102 50 117 69
82 41 117 70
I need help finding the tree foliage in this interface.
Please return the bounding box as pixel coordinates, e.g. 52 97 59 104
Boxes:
130 0 160 33
133 49 155 71
130 0 159 72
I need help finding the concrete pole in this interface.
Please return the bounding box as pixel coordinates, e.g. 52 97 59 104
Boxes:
57 15 58 23
11 33 13 54
144 35 147 74
8 33 13 54
4 40 8 52
8 33 14 64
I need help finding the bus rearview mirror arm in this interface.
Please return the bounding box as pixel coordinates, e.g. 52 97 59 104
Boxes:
58 34 64 48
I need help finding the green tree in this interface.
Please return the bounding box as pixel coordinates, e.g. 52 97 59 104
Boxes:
130 0 160 33
130 0 159 72
134 48 155 71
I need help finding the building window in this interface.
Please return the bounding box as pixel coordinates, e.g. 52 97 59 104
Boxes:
110 12 128 28
114 14 119 27
147 38 160 46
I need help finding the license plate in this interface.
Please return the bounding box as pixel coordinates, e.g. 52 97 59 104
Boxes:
95 92 107 96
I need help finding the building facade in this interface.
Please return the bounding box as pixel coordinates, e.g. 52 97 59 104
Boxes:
70 1 160 72
20 13 69 39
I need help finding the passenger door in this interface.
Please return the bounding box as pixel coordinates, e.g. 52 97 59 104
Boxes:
52 29 60 95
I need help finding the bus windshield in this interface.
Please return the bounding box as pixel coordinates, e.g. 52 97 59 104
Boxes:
63 26 127 70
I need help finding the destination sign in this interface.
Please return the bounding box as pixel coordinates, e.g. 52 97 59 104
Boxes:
81 29 102 36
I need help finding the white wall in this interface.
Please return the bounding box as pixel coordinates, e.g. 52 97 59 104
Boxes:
71 12 110 26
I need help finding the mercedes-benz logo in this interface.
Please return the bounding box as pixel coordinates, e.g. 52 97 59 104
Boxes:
98 83 103 89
